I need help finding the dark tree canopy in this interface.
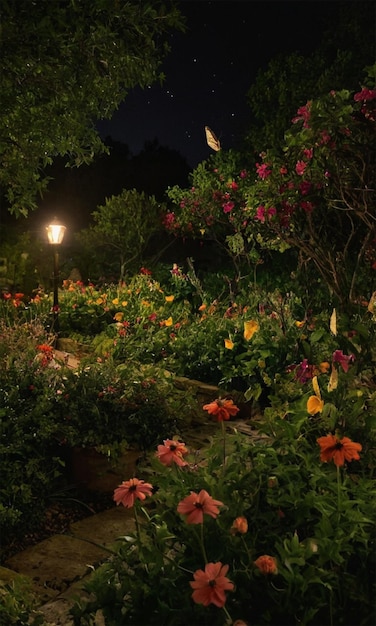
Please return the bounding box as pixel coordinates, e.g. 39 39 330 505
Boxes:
0 0 183 217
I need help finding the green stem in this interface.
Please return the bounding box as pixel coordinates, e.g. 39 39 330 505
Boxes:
221 419 226 470
200 522 208 564
222 603 233 624
336 464 341 522
134 505 141 543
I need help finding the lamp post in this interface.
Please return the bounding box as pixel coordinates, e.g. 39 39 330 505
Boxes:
46 218 66 337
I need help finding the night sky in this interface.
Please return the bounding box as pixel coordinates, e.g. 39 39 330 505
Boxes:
96 0 340 167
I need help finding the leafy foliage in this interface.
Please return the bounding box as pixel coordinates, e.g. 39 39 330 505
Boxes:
0 0 183 216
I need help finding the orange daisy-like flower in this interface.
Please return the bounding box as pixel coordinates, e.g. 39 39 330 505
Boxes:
254 555 278 575
113 478 153 509
190 562 234 608
177 489 223 524
203 398 240 422
317 434 362 467
156 439 189 467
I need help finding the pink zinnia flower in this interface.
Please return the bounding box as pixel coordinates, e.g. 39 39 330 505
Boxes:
113 478 153 508
177 489 223 524
292 101 311 128
190 562 234 608
255 205 266 222
156 439 189 467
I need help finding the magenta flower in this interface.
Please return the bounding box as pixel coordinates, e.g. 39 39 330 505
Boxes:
332 350 354 373
354 88 376 102
292 101 311 128
256 162 271 179
299 181 312 196
223 201 235 214
295 160 307 176
255 205 266 222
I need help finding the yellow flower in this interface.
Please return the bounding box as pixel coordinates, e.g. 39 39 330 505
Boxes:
198 303 207 311
295 320 305 328
113 312 123 322
96 297 103 305
112 298 119 305
165 295 175 303
164 316 173 327
244 320 259 341
224 338 234 350
121 301 128 307
307 396 324 415
141 300 150 307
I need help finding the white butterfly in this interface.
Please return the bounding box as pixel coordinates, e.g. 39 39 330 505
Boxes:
205 126 221 151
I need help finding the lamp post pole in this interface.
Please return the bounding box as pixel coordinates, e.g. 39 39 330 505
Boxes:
52 247 60 335
46 218 66 341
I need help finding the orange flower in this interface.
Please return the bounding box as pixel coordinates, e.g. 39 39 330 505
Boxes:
319 361 330 373
244 319 259 340
230 516 248 534
224 338 234 350
165 295 174 302
307 396 324 415
317 434 362 466
156 439 188 467
198 303 207 311
203 398 240 422
254 555 278 575
190 562 234 607
177 489 223 524
113 477 153 508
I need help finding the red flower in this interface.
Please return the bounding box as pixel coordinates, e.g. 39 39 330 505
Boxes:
317 434 362 467
156 439 189 467
203 398 240 422
190 562 234 607
139 267 152 275
254 555 278 575
113 477 153 508
177 489 223 524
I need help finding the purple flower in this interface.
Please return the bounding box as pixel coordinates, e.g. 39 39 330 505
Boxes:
332 350 354 373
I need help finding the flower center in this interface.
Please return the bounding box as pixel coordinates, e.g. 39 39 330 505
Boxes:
209 579 216 587
194 502 203 509
334 442 343 450
169 444 177 451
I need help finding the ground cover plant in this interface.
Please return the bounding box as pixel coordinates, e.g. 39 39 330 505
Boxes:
71 354 376 625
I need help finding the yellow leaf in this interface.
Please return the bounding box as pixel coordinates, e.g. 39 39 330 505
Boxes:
224 338 234 350
327 367 338 392
244 320 259 341
312 375 321 400
330 308 337 335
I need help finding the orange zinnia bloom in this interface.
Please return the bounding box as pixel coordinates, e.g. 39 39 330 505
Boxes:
190 562 234 607
254 555 278 575
113 478 153 508
203 398 240 422
156 439 188 467
230 516 248 534
177 489 223 524
317 434 362 466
